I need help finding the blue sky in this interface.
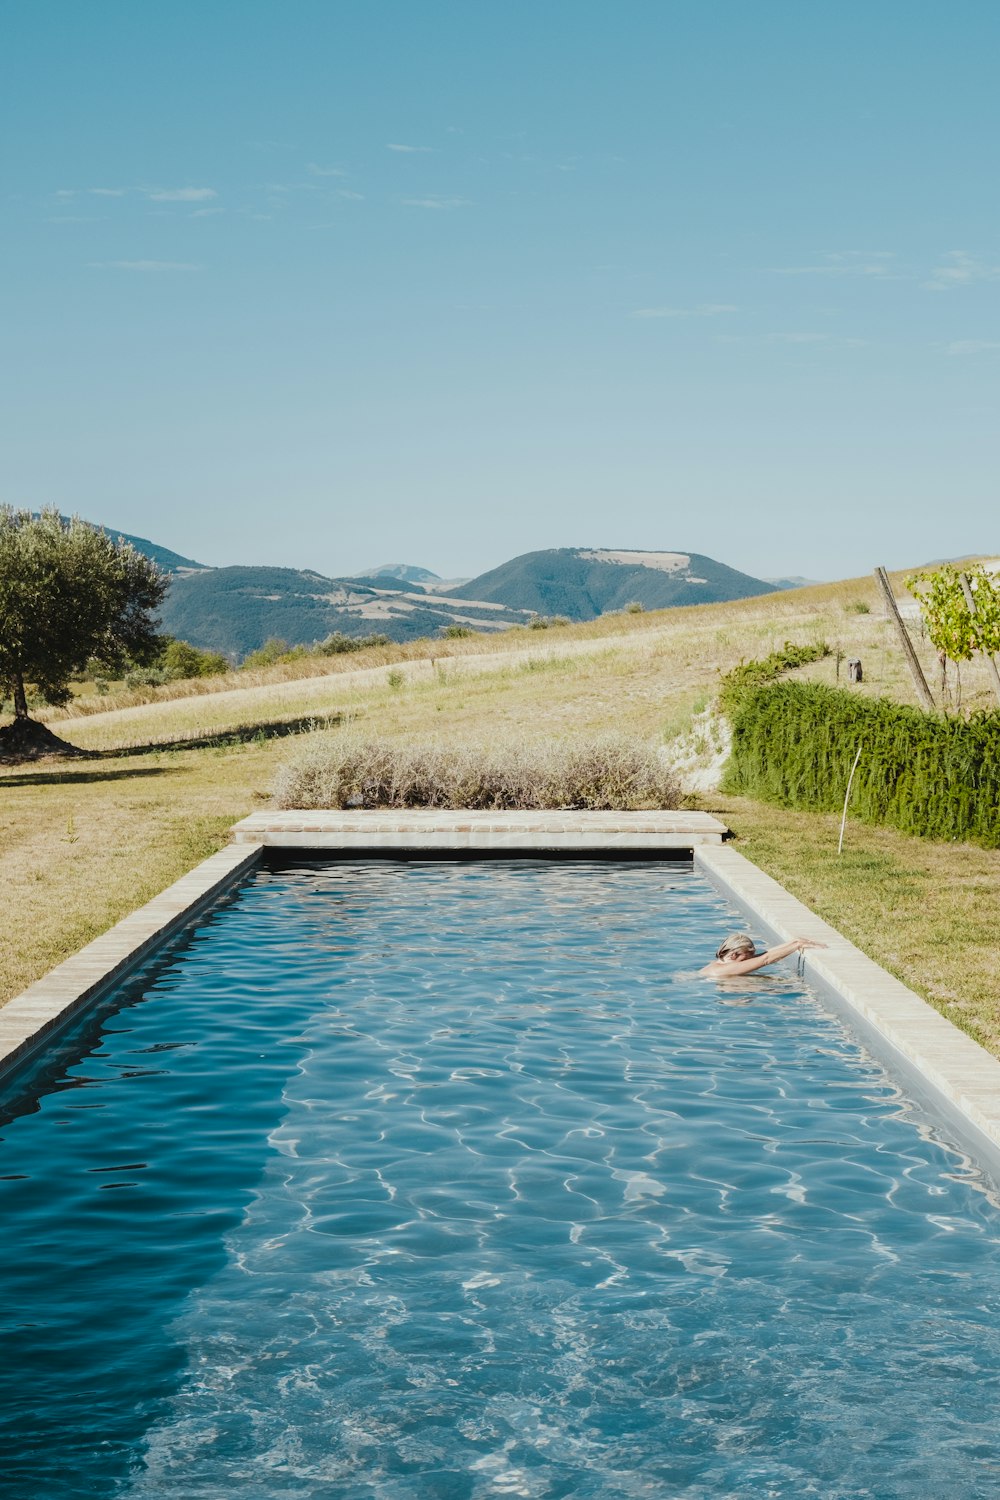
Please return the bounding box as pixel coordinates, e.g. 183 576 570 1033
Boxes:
3 1 998 582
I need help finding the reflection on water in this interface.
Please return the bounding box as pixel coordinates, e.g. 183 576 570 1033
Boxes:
1 863 999 1499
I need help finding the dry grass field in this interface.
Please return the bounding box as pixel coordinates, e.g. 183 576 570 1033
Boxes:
5 566 1000 1057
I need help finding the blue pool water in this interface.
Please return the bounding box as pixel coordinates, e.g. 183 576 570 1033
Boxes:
2 861 1000 1499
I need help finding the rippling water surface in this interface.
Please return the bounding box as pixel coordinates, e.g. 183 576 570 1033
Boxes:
2 861 1000 1499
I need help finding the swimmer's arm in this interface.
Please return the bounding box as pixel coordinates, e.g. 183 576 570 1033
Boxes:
703 938 827 976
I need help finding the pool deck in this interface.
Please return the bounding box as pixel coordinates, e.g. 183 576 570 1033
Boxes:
3 812 1000 1185
230 808 730 850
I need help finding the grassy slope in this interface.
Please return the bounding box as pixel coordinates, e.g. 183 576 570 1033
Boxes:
5 569 1000 1057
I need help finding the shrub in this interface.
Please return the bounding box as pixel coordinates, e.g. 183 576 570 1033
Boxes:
161 638 228 679
718 639 830 717
124 665 170 689
624 600 645 614
274 732 679 811
723 679 1000 846
441 625 474 639
317 632 390 655
528 615 570 630
241 638 308 670
386 669 404 690
844 600 871 615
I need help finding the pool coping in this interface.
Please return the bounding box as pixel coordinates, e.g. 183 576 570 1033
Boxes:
0 843 263 1083
230 809 730 850
3 817 1000 1189
695 843 1000 1183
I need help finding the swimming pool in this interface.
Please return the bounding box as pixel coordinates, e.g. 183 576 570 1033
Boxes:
2 860 1000 1498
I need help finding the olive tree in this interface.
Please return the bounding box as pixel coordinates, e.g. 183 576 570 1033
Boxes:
0 507 167 723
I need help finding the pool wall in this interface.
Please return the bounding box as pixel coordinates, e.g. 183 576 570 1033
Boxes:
4 812 1000 1191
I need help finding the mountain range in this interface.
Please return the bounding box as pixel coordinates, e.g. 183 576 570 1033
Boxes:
79 522 789 660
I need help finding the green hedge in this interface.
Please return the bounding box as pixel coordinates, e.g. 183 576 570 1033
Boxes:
717 639 829 716
724 680 1000 846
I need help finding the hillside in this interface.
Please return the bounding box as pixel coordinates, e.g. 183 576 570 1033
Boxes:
75 519 785 656
159 566 530 657
448 548 779 618
106 527 208 574
38 515 207 574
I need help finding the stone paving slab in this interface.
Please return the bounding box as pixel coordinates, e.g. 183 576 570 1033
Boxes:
231 809 729 850
695 842 1000 1177
0 843 263 1085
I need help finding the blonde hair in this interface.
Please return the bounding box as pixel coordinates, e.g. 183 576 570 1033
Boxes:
716 932 756 961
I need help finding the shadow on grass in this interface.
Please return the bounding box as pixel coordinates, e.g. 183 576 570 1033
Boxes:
0 714 343 775
0 765 178 788
98 713 342 758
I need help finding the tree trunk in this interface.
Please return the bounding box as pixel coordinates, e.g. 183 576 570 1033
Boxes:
12 671 28 719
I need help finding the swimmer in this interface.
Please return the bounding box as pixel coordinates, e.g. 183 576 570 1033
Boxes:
700 931 827 977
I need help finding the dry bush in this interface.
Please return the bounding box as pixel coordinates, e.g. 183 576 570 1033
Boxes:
274 732 679 811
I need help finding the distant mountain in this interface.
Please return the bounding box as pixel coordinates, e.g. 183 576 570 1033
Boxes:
36 514 208 573
763 575 823 591
159 566 531 658
70 520 788 658
448 548 779 618
361 563 441 584
105 527 208 574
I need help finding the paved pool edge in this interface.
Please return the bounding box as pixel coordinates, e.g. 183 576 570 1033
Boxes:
0 843 263 1083
230 809 730 850
695 843 1000 1183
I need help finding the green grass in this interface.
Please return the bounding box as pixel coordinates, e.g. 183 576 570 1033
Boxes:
710 793 1000 1054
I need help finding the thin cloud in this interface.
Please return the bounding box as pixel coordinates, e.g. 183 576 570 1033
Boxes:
925 252 1000 291
387 142 432 153
89 187 127 197
307 163 347 177
771 251 896 277
630 303 737 319
946 339 1000 355
767 332 868 346
146 187 217 202
402 195 467 209
338 189 365 200
90 259 200 271
713 331 868 349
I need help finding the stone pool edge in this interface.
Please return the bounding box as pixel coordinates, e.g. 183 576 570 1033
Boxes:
0 843 263 1084
695 843 1000 1184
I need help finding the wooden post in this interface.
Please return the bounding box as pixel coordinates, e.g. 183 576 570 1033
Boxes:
959 572 1000 707
873 567 936 712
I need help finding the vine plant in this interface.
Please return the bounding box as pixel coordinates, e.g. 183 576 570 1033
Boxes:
907 564 1000 707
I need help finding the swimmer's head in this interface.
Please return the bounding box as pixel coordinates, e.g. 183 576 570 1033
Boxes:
716 932 756 961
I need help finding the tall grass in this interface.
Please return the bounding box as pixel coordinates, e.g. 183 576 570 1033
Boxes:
274 732 679 810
